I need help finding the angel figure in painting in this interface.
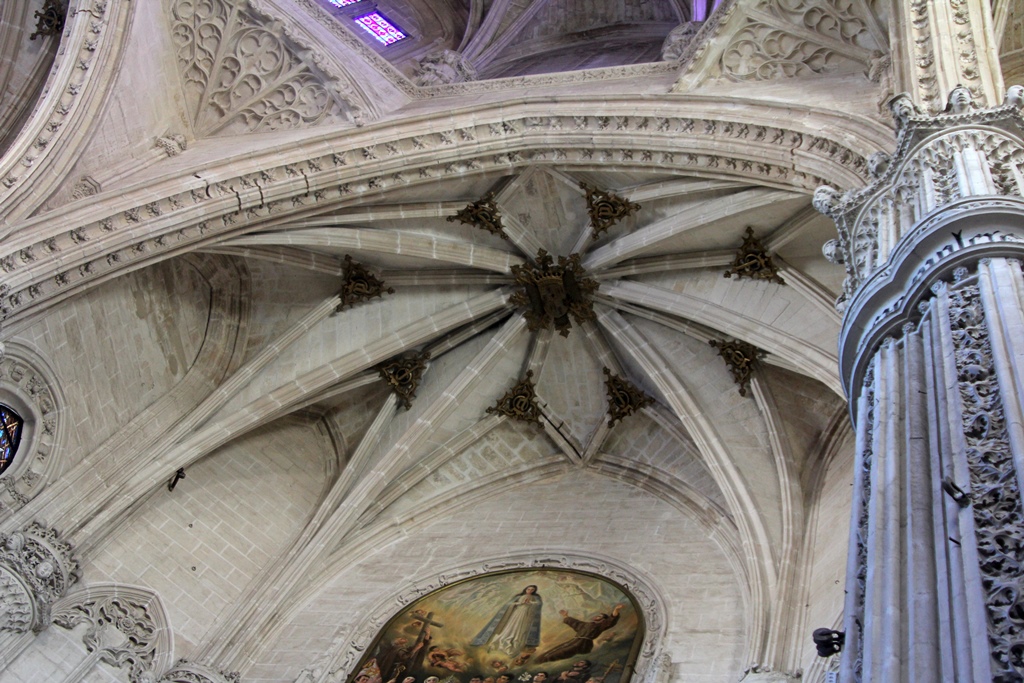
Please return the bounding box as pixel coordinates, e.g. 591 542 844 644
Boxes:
472 585 544 656
534 605 624 664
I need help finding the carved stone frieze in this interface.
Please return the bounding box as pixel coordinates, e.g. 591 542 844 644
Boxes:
378 352 430 409
723 227 785 284
169 0 366 136
602 368 654 427
0 523 79 633
155 134 188 158
486 371 542 424
413 50 477 86
709 339 764 396
337 256 394 312
945 273 1024 680
510 250 599 337
580 183 641 239
815 86 1024 306
0 109 873 324
849 362 874 682
447 192 508 240
54 595 160 682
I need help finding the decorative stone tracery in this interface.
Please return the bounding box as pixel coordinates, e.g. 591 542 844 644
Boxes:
0 523 79 634
486 372 542 424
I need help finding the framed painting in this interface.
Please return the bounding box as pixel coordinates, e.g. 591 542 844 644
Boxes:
349 569 644 683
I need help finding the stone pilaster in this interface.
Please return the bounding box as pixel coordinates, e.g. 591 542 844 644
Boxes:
815 87 1024 681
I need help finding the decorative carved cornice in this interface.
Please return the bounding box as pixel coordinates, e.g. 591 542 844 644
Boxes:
337 256 393 312
447 192 508 240
0 522 79 632
378 352 430 409
723 227 785 284
814 86 1024 309
486 371 542 424
581 183 641 239
510 250 599 337
413 50 477 86
709 339 764 396
602 368 654 427
0 104 882 325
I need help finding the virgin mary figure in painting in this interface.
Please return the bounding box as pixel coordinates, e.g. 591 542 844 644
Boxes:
472 585 544 656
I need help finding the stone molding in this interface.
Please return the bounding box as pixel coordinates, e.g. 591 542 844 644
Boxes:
0 522 79 633
319 552 668 683
0 99 885 327
0 343 63 512
0 0 135 225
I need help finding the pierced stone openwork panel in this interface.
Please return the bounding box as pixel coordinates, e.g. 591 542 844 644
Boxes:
580 184 641 239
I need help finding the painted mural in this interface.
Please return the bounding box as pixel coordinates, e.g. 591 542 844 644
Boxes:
350 570 644 683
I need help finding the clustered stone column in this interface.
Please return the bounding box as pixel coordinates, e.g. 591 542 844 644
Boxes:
815 86 1024 682
0 522 79 635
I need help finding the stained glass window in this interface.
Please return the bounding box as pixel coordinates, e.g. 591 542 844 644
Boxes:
0 405 23 476
353 12 408 45
328 0 363 6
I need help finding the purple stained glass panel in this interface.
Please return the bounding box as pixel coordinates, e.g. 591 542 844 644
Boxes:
0 405 22 476
328 0 362 6
353 12 407 45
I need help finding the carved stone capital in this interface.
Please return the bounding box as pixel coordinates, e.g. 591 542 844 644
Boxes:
0 522 79 632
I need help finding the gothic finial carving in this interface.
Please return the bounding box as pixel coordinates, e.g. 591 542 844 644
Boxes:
510 250 599 337
413 50 477 86
30 0 64 40
0 523 80 633
71 176 102 200
580 183 641 239
338 256 394 312
378 351 430 409
486 371 542 424
709 339 764 396
602 368 654 427
447 192 507 240
159 659 241 683
723 227 785 284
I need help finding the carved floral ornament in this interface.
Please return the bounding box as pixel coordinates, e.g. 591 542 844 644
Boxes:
378 351 430 409
813 86 1024 310
603 369 654 427
486 372 543 424
337 256 394 311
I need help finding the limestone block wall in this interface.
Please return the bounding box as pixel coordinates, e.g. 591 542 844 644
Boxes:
252 469 747 683
83 415 331 657
12 259 211 474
